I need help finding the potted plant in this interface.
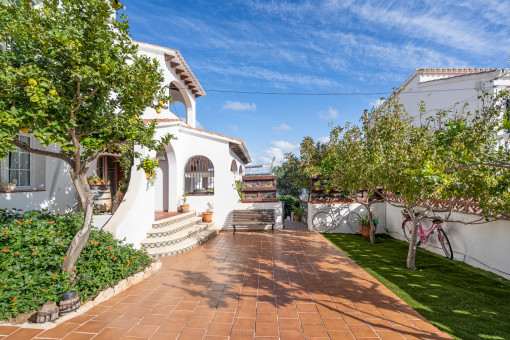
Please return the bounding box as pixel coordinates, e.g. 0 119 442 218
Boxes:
293 206 305 222
137 156 159 184
0 179 17 192
357 213 378 239
179 193 189 212
202 202 213 222
87 174 101 186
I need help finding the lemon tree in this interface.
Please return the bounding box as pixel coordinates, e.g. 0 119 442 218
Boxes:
0 0 173 272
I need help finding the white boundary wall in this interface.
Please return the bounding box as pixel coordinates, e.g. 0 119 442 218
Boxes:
385 203 510 280
307 202 386 233
307 201 510 280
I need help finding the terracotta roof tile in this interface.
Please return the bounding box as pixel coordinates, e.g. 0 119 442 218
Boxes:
132 40 206 97
142 118 182 124
143 119 245 143
419 69 499 83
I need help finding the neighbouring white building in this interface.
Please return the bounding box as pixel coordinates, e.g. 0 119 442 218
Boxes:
308 69 510 279
394 68 510 143
0 40 283 256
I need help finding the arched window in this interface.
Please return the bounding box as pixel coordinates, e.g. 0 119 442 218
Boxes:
184 156 214 195
239 165 243 175
230 159 238 173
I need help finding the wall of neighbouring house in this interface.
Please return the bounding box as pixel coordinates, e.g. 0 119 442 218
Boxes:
0 142 79 213
384 203 510 280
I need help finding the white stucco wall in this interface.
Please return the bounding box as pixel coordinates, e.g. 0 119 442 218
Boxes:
307 202 386 233
395 70 510 142
102 147 155 246
0 143 78 213
384 203 510 280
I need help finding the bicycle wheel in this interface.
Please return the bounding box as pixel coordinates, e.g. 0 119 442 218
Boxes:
437 229 453 260
312 211 334 233
402 220 421 246
347 211 362 234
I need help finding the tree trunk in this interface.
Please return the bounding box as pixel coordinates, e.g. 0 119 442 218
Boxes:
366 205 376 244
62 169 94 273
406 210 419 270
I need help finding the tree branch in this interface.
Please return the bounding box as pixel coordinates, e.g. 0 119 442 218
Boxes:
445 162 510 171
71 86 99 114
10 139 74 167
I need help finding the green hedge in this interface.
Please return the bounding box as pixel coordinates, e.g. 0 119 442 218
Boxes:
278 195 299 219
0 209 152 320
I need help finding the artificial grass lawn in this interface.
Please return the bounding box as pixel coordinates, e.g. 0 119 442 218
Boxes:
323 234 510 340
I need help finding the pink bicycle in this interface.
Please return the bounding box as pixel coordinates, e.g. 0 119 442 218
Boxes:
401 210 453 260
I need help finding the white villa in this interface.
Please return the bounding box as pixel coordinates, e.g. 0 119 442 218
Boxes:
0 40 283 256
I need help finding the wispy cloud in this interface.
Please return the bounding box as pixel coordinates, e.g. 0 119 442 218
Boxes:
227 124 239 132
273 123 291 133
254 140 300 165
271 140 299 152
223 101 256 111
317 136 330 144
198 63 339 89
318 107 338 120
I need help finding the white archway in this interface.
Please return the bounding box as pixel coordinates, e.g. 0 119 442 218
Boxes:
169 81 196 127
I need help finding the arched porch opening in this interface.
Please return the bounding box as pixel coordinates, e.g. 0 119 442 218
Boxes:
169 80 195 127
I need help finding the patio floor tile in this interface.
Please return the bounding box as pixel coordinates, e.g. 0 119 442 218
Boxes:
8 230 450 339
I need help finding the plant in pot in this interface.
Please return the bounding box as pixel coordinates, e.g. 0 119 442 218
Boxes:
357 213 378 239
137 156 159 185
87 174 101 186
179 193 189 212
0 179 17 192
202 202 213 223
293 206 305 222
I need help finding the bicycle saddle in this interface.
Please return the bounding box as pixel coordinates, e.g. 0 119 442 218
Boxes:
402 209 420 217
432 217 444 224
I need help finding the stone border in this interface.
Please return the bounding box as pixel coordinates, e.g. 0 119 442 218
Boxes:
0 260 162 329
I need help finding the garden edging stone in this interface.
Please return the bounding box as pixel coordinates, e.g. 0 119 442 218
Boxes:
0 259 162 329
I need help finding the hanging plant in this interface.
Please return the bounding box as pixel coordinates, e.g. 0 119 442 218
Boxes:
137 156 159 185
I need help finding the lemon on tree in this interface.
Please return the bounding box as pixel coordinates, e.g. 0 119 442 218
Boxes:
0 0 173 274
156 108 161 114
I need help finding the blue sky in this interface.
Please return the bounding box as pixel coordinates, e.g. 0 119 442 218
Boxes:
122 0 510 164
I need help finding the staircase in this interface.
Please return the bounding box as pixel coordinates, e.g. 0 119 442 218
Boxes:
141 211 222 258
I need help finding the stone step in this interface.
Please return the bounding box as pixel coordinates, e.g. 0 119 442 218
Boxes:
147 216 203 238
141 222 213 249
152 211 197 229
146 225 223 258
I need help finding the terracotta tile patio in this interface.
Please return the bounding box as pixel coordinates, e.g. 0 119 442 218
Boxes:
1 230 451 339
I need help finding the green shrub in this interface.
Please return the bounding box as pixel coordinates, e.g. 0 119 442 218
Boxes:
278 195 299 219
0 209 152 320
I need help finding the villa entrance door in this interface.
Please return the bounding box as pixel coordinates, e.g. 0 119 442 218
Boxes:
96 156 124 213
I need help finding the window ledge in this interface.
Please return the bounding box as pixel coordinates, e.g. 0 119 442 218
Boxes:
0 189 45 194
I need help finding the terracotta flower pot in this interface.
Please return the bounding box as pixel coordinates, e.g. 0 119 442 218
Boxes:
145 173 152 180
202 212 213 223
360 224 377 239
180 204 189 212
293 214 302 222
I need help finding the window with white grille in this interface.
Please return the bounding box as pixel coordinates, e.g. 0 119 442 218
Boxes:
184 156 214 195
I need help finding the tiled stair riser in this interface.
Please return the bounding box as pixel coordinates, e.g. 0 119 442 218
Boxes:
146 218 202 238
151 227 220 258
151 211 197 229
142 223 213 249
